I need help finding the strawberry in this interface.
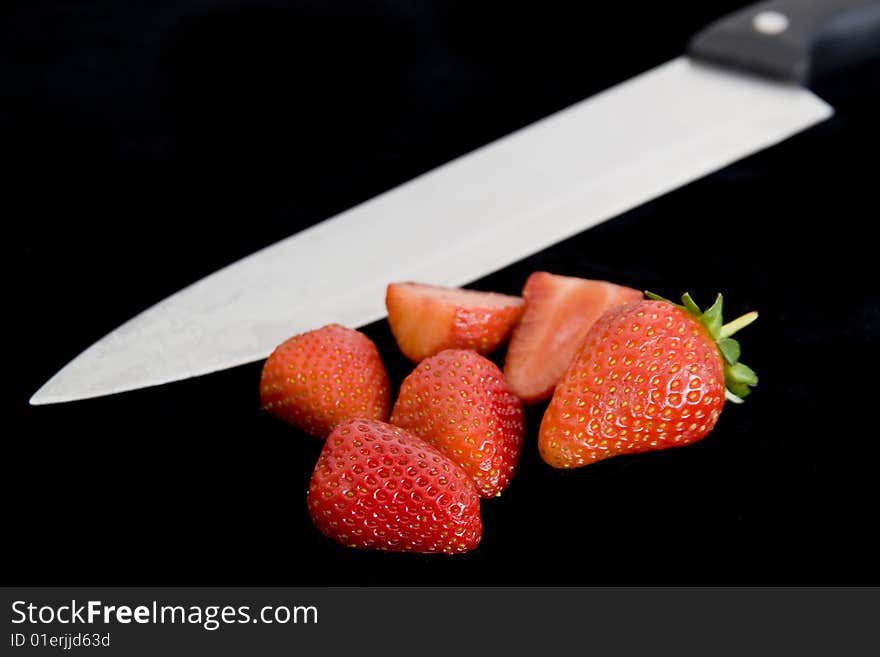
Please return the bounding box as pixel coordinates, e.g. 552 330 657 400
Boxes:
504 272 642 404
385 282 524 363
307 419 482 554
539 292 758 468
260 324 390 438
390 349 525 498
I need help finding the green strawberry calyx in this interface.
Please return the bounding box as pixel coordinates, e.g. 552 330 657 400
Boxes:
645 291 758 404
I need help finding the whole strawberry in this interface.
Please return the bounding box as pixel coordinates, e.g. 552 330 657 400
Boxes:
391 349 525 498
539 292 757 469
307 419 482 554
260 324 390 438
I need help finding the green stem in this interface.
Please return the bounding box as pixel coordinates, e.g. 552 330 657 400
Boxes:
725 389 745 404
719 311 758 339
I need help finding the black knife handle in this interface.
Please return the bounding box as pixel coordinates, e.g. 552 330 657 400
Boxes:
688 0 880 84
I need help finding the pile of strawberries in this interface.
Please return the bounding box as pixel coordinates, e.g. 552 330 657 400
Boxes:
260 272 758 554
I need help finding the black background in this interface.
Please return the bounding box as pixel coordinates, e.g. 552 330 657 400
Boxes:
5 1 879 585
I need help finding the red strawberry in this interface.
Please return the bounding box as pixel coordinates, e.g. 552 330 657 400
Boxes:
539 292 758 469
390 349 525 498
260 324 390 438
504 272 642 404
385 282 524 363
307 419 482 554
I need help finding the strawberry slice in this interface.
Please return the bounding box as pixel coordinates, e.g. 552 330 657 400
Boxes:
308 419 483 553
503 272 642 404
385 282 524 363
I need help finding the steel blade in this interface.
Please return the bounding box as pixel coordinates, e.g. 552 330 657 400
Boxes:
31 57 832 405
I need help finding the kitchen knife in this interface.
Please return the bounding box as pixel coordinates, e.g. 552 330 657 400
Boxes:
30 0 880 405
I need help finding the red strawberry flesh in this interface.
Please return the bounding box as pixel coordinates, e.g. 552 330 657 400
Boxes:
386 282 524 363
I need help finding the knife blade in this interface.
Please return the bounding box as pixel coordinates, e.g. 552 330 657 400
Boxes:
30 0 880 405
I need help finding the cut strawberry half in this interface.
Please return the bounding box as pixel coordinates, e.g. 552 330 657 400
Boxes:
390 349 525 498
260 324 390 438
385 282 524 363
503 272 642 404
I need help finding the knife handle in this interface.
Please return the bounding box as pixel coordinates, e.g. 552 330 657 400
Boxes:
688 0 880 84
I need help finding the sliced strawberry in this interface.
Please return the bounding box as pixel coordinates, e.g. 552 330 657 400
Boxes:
390 349 525 498
503 272 642 404
385 282 524 363
308 419 482 554
260 324 390 438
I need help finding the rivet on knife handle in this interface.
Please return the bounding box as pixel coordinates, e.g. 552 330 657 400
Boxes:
688 0 880 84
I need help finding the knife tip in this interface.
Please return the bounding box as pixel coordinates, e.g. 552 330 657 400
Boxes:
29 384 65 406
29 374 98 406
